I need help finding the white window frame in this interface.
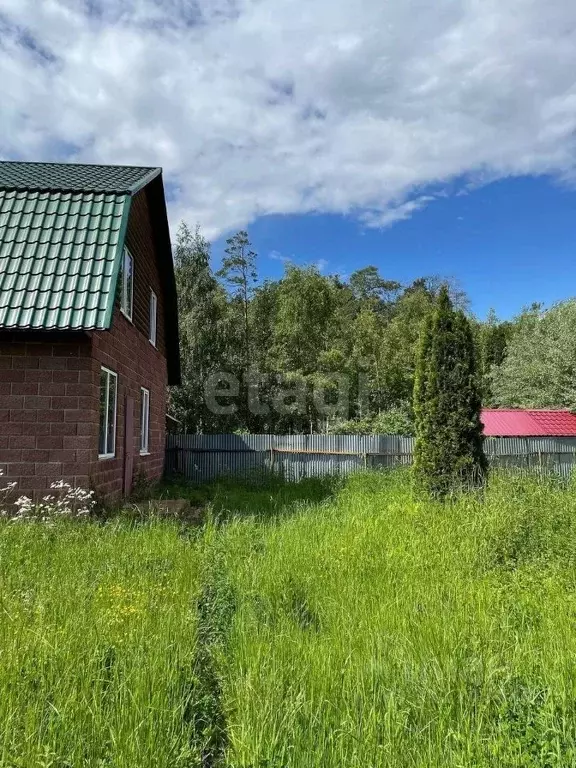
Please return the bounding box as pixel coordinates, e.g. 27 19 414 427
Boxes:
120 247 134 322
149 289 157 347
140 387 150 455
99 366 118 459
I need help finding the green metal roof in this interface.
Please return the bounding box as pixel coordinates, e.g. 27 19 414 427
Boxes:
0 162 161 195
0 162 161 331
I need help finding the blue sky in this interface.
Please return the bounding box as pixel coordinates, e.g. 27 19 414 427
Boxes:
213 174 576 320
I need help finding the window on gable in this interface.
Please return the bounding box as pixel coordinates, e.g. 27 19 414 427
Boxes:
140 387 150 454
120 247 134 321
149 289 157 347
99 367 117 458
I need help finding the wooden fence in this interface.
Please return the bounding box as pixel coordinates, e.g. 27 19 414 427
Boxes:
166 434 576 483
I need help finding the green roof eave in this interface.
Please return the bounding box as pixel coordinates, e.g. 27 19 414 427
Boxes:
102 194 133 328
127 167 162 195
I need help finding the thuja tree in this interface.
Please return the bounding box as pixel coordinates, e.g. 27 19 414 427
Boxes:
413 286 487 497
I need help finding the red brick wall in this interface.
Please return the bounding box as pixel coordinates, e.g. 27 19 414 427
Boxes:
0 333 97 496
0 187 169 503
87 187 168 500
88 314 167 500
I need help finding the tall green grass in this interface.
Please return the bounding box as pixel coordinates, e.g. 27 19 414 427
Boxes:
0 521 203 766
2 471 576 766
218 471 576 767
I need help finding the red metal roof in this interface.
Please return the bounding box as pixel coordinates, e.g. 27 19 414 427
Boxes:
481 409 576 437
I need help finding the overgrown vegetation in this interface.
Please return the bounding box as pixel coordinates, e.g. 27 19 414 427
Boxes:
3 471 576 766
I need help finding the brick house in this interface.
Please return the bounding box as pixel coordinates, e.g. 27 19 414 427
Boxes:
0 162 180 501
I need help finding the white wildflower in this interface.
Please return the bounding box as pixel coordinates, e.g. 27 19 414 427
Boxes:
1 479 96 523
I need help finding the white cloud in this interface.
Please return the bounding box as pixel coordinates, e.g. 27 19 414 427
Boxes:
269 249 327 271
359 196 437 228
1 0 576 238
269 250 291 263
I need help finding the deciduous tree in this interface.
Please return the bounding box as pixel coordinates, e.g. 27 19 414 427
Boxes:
491 300 576 410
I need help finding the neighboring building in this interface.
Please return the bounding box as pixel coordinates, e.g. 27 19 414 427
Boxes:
481 409 576 437
0 162 180 500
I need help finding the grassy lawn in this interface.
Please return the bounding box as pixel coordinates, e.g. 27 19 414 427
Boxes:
2 471 576 766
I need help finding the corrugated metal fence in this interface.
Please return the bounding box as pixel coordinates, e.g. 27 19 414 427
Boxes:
166 434 576 483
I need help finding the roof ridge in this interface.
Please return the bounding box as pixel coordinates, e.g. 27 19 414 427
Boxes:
0 162 162 195
0 160 159 170
483 408 574 412
526 408 575 412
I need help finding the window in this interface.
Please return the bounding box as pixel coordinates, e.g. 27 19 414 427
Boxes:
120 247 134 321
99 367 117 458
149 289 157 346
140 387 150 454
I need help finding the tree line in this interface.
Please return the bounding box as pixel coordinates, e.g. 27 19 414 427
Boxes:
170 222 575 434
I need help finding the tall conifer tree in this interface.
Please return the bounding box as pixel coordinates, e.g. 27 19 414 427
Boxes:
413 286 487 497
